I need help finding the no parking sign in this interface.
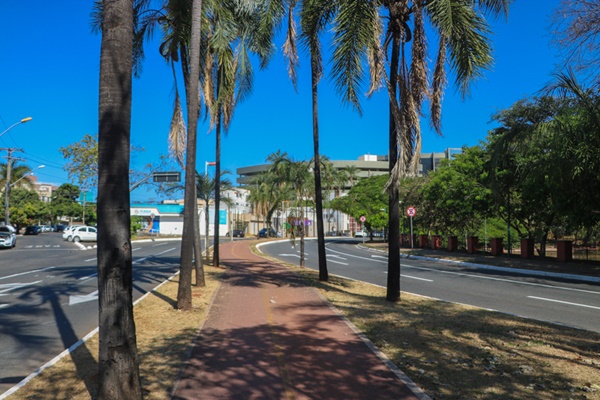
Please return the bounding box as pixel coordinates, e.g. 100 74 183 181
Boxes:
406 206 416 217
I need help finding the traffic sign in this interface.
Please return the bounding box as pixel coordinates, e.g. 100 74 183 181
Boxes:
406 206 416 217
359 215 366 222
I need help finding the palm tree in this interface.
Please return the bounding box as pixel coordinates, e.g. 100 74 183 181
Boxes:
202 1 284 267
266 152 312 265
331 0 510 302
0 162 33 190
96 0 142 397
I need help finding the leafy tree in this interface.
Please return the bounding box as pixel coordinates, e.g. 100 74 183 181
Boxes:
59 134 176 194
330 0 511 302
6 188 48 229
487 94 577 255
96 0 142 397
422 146 492 237
330 175 388 236
51 184 83 224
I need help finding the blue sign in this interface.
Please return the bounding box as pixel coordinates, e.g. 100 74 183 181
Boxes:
219 209 227 225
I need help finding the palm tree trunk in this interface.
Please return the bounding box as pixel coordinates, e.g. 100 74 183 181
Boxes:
311 56 328 281
97 0 142 397
193 195 205 286
177 0 202 310
213 108 222 267
386 33 401 303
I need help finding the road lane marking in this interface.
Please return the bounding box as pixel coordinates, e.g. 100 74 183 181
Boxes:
279 254 300 258
402 275 433 282
527 296 600 310
0 267 55 280
0 281 43 295
69 290 99 305
327 254 347 260
405 265 600 296
327 259 348 266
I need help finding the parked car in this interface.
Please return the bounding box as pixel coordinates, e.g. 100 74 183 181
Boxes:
65 226 97 242
40 225 53 233
226 229 245 238
61 225 84 241
53 224 67 232
0 226 16 249
258 228 279 238
24 225 43 235
354 230 368 238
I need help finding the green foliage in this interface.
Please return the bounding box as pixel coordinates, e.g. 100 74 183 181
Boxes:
131 216 144 236
330 175 388 231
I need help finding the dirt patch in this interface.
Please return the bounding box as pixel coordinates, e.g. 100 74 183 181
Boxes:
7 266 222 400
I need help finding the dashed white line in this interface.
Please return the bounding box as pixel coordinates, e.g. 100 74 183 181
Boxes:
527 296 600 310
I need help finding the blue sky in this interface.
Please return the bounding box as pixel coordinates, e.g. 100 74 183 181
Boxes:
1 1 565 202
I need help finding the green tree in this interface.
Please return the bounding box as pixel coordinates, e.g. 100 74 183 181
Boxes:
422 146 491 237
59 134 175 194
51 184 83 224
7 188 48 229
96 0 142 397
330 175 388 235
330 0 510 302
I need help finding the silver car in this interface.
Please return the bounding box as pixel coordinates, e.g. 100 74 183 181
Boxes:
0 226 17 249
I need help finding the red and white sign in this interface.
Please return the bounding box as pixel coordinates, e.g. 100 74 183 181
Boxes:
406 206 417 217
359 215 366 222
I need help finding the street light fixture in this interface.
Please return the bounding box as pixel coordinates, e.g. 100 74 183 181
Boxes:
10 165 45 188
0 117 32 140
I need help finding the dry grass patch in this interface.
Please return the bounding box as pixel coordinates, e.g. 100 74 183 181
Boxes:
280 259 600 400
8 266 222 400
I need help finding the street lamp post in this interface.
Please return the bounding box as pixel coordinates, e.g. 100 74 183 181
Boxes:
2 117 33 225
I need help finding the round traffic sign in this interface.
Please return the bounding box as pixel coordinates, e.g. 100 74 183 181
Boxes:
359 215 366 222
406 206 416 217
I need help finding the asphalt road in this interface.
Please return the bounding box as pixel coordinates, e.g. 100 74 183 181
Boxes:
0 232 183 396
258 238 600 333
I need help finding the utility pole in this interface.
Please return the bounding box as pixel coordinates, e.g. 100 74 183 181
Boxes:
1 148 24 225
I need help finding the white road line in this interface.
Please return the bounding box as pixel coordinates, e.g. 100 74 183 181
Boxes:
279 254 300 258
402 274 433 282
327 259 348 266
0 281 43 294
84 257 97 262
327 254 347 260
405 265 600 296
527 296 600 310
0 267 55 281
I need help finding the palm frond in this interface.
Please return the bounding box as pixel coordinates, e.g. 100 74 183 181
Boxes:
427 0 494 97
430 34 447 135
168 90 187 168
331 0 379 114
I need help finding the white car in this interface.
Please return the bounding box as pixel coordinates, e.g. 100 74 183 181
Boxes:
354 230 368 238
63 226 96 242
0 230 17 249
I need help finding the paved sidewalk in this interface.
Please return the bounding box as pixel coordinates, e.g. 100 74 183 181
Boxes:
172 240 427 400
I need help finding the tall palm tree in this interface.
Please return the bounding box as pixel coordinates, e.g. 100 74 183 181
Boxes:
0 162 33 189
331 0 510 302
267 152 312 265
202 0 284 267
96 0 142 397
291 0 339 281
177 0 204 308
